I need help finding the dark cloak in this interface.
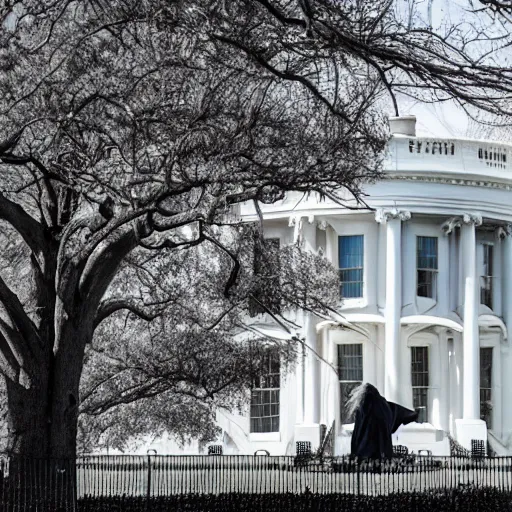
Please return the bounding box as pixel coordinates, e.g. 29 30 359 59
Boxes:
350 384 419 459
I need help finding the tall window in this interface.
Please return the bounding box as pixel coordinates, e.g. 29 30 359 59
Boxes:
417 237 438 298
250 351 280 433
411 346 429 423
338 235 364 298
250 238 281 316
338 344 363 423
481 244 494 309
480 347 493 428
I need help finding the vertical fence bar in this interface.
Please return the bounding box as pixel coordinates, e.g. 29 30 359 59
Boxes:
146 449 156 511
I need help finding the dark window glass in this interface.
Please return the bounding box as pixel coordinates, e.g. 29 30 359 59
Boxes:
417 237 438 298
338 235 364 298
338 344 363 423
480 347 493 428
480 244 493 309
411 346 429 423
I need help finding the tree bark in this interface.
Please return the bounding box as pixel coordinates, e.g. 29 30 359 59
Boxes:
3 313 91 511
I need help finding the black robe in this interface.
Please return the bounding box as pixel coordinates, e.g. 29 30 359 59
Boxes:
350 385 418 460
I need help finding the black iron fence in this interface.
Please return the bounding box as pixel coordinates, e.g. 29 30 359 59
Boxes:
1 454 512 510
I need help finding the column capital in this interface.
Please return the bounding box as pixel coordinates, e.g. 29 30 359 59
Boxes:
317 220 330 231
288 214 314 227
441 217 462 235
496 225 512 240
461 213 483 226
375 208 411 224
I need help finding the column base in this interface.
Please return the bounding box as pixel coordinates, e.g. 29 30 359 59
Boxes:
455 419 488 453
294 424 322 454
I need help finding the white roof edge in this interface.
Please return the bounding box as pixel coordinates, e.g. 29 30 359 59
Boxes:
392 133 512 148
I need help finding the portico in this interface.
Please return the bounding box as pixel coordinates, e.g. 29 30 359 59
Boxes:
221 116 512 456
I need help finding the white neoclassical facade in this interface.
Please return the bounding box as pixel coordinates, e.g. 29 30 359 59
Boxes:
217 116 512 457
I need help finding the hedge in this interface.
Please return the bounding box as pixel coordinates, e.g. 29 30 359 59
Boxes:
77 488 512 511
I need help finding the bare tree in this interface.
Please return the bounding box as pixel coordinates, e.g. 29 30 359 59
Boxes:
78 234 341 452
0 0 511 468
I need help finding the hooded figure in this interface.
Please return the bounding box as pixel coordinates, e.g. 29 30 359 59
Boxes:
347 383 418 459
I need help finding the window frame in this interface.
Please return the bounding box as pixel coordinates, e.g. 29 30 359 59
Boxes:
416 236 438 299
480 347 493 428
338 235 364 299
250 350 281 433
411 346 429 423
338 343 363 424
480 243 494 309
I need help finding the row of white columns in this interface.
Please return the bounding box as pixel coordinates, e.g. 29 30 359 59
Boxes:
377 209 502 422
296 211 512 435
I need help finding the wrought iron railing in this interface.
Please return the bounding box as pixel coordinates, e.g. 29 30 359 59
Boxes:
1 453 512 509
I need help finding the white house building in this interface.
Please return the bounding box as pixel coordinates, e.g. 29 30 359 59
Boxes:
216 115 512 457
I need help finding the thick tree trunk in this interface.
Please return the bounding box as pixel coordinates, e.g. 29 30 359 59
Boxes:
4 315 91 511
5 327 90 457
5 377 50 458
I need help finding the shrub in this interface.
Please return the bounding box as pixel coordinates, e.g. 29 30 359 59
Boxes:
77 488 512 512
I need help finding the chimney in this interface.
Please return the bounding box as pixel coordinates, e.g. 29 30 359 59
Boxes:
388 115 416 137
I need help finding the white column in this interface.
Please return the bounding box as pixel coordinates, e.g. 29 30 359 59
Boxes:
377 222 387 309
448 336 456 435
303 312 320 424
376 208 411 404
438 333 450 431
301 219 320 425
430 339 442 427
449 230 459 312
438 235 450 314
402 220 416 313
441 217 462 312
385 217 402 404
296 336 305 424
461 214 482 420
504 229 512 325
501 229 512 438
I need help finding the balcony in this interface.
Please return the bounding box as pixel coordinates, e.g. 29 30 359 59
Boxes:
386 135 512 181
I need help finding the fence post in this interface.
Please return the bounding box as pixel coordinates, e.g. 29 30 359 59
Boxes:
146 449 157 511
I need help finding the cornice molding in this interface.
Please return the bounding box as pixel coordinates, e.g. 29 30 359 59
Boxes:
386 174 512 191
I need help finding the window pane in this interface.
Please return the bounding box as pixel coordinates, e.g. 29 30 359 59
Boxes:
413 388 428 423
417 269 436 299
480 347 493 388
417 237 438 270
338 344 363 424
481 245 494 308
339 235 363 298
480 347 492 428
411 347 429 422
339 236 363 269
338 344 363 381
